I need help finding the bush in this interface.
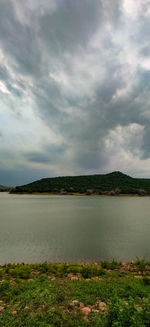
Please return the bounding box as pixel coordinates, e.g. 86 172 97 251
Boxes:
101 259 122 270
8 265 30 279
135 259 148 272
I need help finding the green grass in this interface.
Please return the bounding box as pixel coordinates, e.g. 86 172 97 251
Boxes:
1 262 150 326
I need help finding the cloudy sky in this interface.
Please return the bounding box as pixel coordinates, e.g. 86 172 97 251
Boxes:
0 0 150 186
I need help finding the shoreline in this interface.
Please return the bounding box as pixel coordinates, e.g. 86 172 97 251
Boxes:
8 191 150 196
0 260 149 269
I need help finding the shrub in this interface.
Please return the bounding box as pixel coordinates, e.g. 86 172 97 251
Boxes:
101 259 122 270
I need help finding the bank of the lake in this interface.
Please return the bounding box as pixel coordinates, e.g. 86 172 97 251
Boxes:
0 261 150 326
10 191 150 196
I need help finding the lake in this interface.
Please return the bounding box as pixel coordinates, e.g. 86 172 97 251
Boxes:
0 192 150 264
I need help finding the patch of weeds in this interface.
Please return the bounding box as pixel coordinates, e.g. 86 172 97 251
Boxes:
81 264 106 278
142 277 150 286
37 262 49 273
6 265 31 279
118 271 128 277
101 259 122 270
107 296 145 327
66 264 81 275
135 259 148 272
89 315 107 327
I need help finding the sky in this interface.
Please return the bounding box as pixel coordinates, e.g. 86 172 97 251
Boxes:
0 0 150 186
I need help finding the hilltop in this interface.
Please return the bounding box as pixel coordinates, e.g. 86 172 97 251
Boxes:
10 171 150 195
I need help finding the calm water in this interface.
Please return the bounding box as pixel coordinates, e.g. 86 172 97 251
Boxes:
0 192 150 263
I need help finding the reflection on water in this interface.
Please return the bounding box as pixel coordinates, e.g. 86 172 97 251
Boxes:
0 192 150 263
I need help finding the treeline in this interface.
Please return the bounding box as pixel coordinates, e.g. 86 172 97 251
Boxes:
0 185 10 192
10 171 150 195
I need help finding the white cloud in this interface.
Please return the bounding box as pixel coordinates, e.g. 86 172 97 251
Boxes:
122 0 150 19
0 80 10 94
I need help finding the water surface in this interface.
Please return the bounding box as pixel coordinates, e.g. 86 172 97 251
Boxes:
0 193 150 263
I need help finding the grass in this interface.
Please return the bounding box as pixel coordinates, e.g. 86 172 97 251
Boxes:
0 261 150 326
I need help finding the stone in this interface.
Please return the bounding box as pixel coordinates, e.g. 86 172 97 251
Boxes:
38 305 45 311
51 277 56 281
24 305 29 310
0 306 4 313
81 306 91 316
69 300 79 307
99 301 107 312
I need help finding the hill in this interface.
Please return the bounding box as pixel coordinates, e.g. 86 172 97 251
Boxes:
10 171 150 195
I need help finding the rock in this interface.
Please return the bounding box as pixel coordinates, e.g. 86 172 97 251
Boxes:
108 190 116 196
69 300 80 308
86 189 94 195
0 306 4 313
38 305 45 311
51 277 56 281
97 301 107 312
71 276 78 280
81 306 91 316
138 189 146 196
114 188 121 195
68 273 78 280
145 266 150 271
24 305 29 310
60 189 67 195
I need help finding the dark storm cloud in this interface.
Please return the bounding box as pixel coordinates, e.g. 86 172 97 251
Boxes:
0 0 150 185
0 64 10 81
0 0 42 78
39 0 102 54
26 144 67 164
26 152 51 164
0 166 51 187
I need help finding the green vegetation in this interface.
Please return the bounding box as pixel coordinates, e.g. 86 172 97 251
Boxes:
0 185 9 192
1 261 150 326
10 171 150 195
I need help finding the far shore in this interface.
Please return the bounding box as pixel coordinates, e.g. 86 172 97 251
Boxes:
8 191 150 197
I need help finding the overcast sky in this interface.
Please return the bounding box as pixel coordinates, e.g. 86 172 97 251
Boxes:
0 0 150 186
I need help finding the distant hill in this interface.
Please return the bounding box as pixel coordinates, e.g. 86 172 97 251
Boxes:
10 171 150 195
